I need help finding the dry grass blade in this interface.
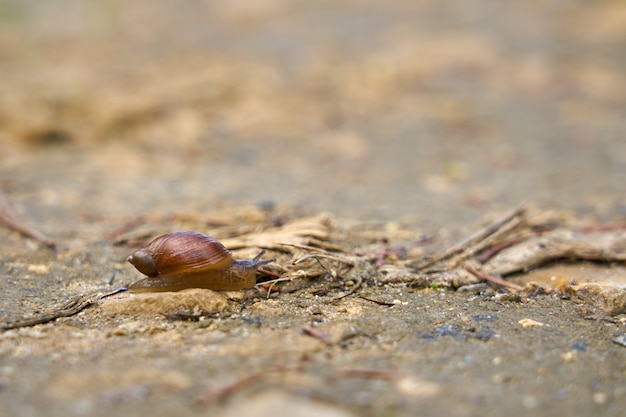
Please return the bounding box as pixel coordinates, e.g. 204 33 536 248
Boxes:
288 249 355 281
292 252 355 267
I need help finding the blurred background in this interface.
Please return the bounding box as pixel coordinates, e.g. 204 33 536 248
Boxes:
0 0 624 232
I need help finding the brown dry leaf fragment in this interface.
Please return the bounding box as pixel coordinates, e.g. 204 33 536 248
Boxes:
220 214 335 251
482 230 626 276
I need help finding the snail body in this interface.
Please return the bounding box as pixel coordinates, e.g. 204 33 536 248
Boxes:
126 231 274 292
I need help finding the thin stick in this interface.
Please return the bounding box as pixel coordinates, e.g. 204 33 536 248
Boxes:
104 216 145 239
195 367 294 406
358 296 395 306
0 193 56 248
257 268 281 278
478 238 523 262
1 287 127 330
195 365 415 407
282 242 344 255
293 253 355 267
302 325 333 346
463 264 524 291
330 276 362 301
256 276 294 297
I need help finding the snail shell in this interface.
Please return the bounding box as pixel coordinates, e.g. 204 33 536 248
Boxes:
126 231 274 292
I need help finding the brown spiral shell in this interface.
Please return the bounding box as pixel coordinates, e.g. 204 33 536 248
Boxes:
127 232 233 277
126 231 274 292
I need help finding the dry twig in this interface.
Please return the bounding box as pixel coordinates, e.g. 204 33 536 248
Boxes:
195 367 296 406
0 287 127 330
463 264 524 291
0 192 55 248
478 239 524 262
302 325 333 345
194 365 410 408
330 276 363 301
358 296 396 306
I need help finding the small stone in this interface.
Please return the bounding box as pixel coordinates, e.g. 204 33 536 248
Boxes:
396 376 440 397
433 324 468 340
518 318 545 327
592 392 608 404
471 314 498 322
111 327 129 336
27 264 50 275
416 331 436 340
495 292 522 302
458 283 488 294
611 333 626 347
474 326 496 341
522 396 538 408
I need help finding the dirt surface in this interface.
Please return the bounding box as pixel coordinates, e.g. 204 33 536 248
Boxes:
1 1 626 416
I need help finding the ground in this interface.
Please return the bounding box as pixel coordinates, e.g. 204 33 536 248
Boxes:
0 1 625 416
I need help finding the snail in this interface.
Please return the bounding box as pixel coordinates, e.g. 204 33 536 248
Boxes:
126 231 275 292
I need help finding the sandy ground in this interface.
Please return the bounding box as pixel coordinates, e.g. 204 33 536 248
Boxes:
0 1 625 416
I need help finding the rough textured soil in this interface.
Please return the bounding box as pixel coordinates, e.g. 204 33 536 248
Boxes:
0 1 625 417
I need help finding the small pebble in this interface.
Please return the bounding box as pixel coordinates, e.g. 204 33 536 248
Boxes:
27 264 50 275
457 283 488 294
433 324 468 340
518 318 545 328
495 293 522 302
471 314 498 322
592 392 608 404
416 331 436 340
611 333 626 347
474 326 495 341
